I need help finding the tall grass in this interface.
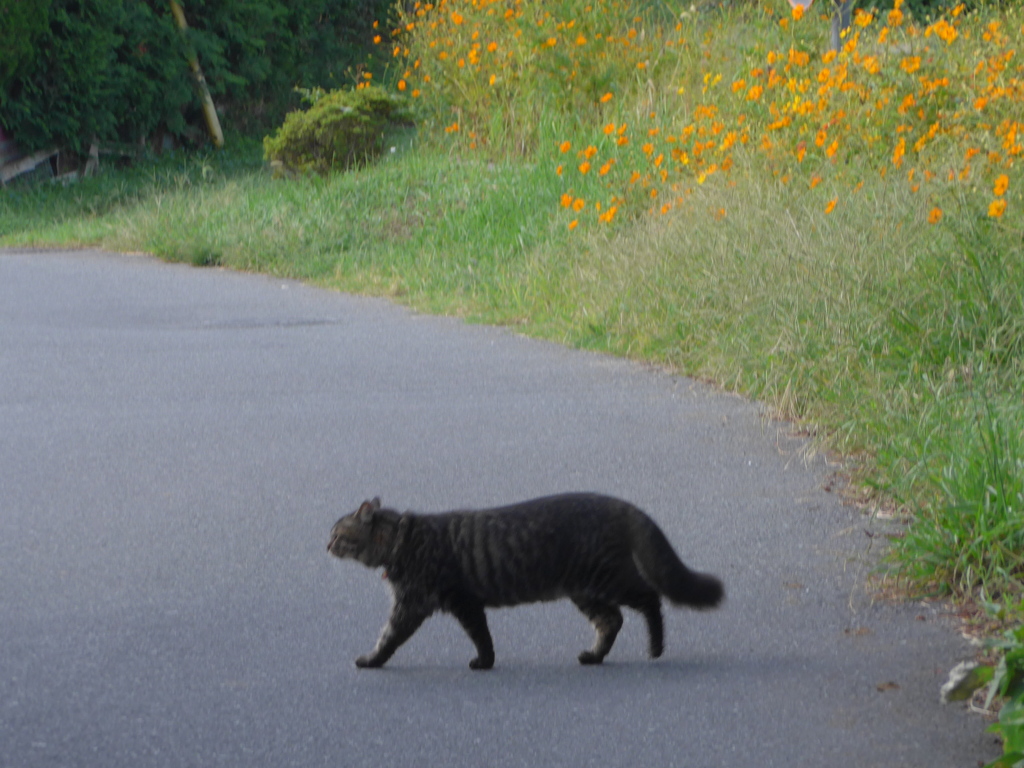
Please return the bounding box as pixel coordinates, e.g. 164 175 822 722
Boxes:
1 0 1021 606
895 391 1024 600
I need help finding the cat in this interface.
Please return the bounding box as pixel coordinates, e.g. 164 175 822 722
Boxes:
327 493 724 669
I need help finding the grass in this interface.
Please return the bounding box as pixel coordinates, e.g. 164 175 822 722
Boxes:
1 0 1021 613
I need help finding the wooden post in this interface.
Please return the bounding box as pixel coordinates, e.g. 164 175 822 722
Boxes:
168 0 224 148
830 0 853 52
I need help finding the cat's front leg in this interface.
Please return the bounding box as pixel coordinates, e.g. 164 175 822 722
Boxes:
356 603 429 669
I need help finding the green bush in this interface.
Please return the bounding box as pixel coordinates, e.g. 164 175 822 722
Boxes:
262 86 413 175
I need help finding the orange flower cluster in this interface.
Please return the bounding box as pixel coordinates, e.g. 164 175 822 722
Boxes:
373 0 1021 229
552 0 1021 228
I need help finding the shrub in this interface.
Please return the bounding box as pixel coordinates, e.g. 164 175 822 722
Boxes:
262 86 413 175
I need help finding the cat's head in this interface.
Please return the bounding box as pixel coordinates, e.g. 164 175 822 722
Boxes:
328 497 399 567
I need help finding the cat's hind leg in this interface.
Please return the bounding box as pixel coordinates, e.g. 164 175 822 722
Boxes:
449 596 495 670
623 589 664 659
571 597 623 665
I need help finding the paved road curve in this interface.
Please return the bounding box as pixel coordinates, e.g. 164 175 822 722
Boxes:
1 249 998 767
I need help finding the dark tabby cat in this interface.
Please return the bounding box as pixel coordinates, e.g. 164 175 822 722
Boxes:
327 493 723 669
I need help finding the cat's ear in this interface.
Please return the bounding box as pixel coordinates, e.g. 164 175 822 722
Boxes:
356 498 381 518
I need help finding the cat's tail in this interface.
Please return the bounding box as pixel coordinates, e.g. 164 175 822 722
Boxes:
627 512 724 609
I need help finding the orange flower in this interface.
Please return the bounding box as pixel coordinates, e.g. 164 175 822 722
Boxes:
994 174 1010 196
598 160 615 176
559 141 571 153
825 198 837 214
600 92 613 103
397 80 407 91
603 123 616 135
572 198 586 212
928 208 943 224
888 0 904 27
568 220 579 231
988 199 1007 218
578 161 591 175
450 12 463 24
583 145 598 159
927 18 958 44
792 4 805 21
560 193 573 208
900 56 921 74
892 137 906 168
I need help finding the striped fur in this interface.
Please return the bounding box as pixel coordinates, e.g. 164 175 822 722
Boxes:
328 493 723 669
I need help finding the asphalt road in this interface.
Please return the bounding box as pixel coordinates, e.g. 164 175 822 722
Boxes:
1 248 999 767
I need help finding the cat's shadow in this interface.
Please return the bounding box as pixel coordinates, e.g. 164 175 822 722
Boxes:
345 651 790 693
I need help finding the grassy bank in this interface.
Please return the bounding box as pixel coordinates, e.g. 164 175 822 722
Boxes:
2 0 1021 613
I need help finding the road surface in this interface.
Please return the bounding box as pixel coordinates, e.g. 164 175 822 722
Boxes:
0 248 998 766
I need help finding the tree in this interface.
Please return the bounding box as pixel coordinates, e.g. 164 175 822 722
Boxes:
0 0 396 154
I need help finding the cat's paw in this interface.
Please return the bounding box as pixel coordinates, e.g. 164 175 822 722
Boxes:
355 654 383 668
577 650 605 665
469 655 495 670
649 643 664 659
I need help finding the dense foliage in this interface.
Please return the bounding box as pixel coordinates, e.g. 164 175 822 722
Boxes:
263 86 412 174
0 0 392 154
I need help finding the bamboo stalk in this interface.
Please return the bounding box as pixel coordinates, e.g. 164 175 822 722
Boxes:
168 0 224 148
